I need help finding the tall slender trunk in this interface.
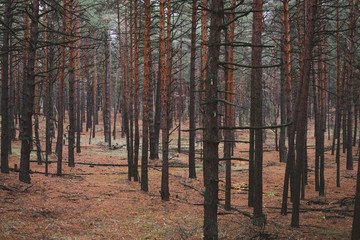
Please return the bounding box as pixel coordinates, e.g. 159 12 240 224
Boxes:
20 0 30 142
272 47 278 152
115 4 124 140
148 53 156 159
57 0 67 175
189 0 197 179
42 0 49 175
281 0 296 215
12 52 18 138
102 31 111 146
141 0 151 192
335 0 341 186
128 0 135 181
34 54 42 164
251 0 265 226
75 0 81 153
224 0 235 211
177 28 183 153
67 0 76 167
133 0 140 181
45 11 56 175
313 62 320 192
20 0 39 183
279 37 287 163
352 147 360 239
1 0 12 174
291 0 317 228
160 0 170 201
200 0 208 169
92 32 98 138
151 57 161 160
86 37 92 132
123 0 133 180
203 0 223 238
318 8 326 196
44 8 55 176
346 0 355 170
8 42 14 154
107 28 112 147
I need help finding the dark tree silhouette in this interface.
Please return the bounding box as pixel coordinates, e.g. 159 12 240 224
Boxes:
203 0 223 238
188 0 197 179
1 0 12 174
20 0 39 183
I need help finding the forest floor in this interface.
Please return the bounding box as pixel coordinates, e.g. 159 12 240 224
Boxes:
0 117 358 239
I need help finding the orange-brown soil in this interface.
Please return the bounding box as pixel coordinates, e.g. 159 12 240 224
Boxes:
0 118 357 239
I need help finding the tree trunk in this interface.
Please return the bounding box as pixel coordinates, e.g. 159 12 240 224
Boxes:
160 0 170 201
67 0 76 168
352 152 360 239
75 0 81 153
133 0 140 181
92 32 98 139
57 0 68 176
148 53 156 159
123 0 133 180
203 0 223 237
42 0 49 175
102 32 111 147
1 0 12 174
333 1 341 156
188 0 197 179
200 0 208 172
85 37 92 132
20 0 39 183
151 57 161 160
291 0 317 228
44 15 56 176
11 51 17 141
251 0 265 226
279 37 287 163
178 28 183 153
318 10 326 196
224 0 235 211
281 0 296 215
346 0 355 170
34 55 42 165
115 4 124 140
141 0 151 192
128 0 135 181
313 63 320 192
20 0 30 142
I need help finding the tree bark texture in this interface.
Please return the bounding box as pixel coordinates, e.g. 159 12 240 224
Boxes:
20 0 39 183
1 0 12 174
188 0 197 179
141 0 151 192
203 0 223 238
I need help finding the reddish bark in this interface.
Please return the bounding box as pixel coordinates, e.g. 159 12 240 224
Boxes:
281 0 294 215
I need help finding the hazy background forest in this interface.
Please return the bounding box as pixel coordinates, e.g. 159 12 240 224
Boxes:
0 0 360 239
